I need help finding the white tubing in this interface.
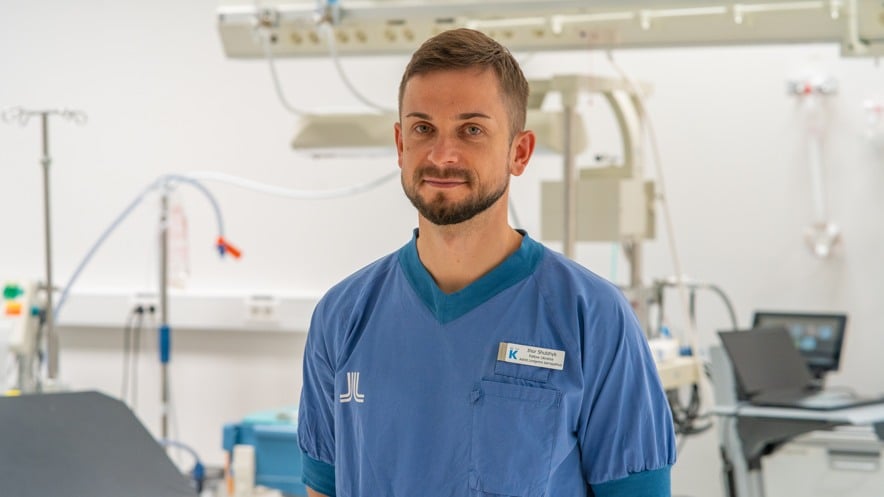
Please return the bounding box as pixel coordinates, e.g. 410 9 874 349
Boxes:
604 51 701 353
54 175 225 319
322 23 396 114
184 169 399 200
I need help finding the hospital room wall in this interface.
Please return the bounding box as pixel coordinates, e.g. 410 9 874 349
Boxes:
2 0 884 495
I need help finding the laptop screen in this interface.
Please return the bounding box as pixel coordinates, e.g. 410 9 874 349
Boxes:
718 327 815 398
752 311 847 377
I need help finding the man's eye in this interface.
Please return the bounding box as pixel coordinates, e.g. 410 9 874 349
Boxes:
465 125 483 136
414 124 432 134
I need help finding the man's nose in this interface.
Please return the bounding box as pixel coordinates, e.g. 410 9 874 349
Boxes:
426 134 460 166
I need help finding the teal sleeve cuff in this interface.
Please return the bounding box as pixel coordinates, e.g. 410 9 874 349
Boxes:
301 450 336 497
590 466 671 497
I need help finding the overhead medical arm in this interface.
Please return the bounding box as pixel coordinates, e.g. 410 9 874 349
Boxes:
218 0 884 58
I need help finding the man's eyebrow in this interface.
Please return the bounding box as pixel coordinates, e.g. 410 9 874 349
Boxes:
403 112 492 120
457 112 491 120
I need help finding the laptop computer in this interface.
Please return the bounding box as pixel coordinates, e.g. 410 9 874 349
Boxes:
718 327 884 410
751 310 848 380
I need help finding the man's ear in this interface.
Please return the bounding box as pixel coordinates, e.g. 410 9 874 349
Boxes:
509 130 536 176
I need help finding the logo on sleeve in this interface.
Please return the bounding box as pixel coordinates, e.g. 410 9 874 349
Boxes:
340 371 365 403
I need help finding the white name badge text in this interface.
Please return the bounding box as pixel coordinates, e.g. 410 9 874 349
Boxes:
497 342 565 370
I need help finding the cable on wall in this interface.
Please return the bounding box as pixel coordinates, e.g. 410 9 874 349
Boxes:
603 50 700 350
321 22 396 114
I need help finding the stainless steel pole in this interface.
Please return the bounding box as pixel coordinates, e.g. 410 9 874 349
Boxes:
40 112 59 383
160 191 170 439
2 106 86 390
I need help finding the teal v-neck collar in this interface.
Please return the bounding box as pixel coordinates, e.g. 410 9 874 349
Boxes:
397 228 544 324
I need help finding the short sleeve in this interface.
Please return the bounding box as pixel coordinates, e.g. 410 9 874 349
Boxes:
301 451 336 496
298 300 337 466
578 293 676 486
591 466 671 497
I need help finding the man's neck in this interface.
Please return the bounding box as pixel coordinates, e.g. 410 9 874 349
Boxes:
415 212 523 294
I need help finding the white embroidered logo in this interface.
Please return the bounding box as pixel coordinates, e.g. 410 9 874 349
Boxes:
340 371 365 403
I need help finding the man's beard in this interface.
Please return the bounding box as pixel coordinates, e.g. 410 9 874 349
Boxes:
402 164 509 226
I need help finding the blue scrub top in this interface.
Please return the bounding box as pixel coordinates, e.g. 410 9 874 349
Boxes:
299 231 676 496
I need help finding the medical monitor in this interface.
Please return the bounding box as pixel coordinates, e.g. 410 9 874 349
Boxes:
752 311 847 379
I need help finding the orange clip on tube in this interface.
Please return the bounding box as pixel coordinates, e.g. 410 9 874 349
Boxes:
217 237 242 259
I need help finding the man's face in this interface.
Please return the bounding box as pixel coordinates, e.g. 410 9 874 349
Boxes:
395 68 527 226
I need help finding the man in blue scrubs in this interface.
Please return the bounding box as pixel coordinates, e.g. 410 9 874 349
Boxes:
298 28 676 497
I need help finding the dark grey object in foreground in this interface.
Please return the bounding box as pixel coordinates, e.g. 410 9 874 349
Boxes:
0 390 194 497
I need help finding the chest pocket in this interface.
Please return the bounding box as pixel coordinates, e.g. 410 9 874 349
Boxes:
469 380 562 497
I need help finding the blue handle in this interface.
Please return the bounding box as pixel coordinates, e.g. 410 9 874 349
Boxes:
160 324 171 364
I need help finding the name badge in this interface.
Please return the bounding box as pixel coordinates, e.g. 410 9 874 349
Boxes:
497 342 565 371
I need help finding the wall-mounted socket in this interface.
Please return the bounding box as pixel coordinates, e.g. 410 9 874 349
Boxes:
245 295 279 324
130 292 159 313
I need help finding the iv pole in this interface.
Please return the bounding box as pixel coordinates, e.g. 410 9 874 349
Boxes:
159 189 171 439
2 107 87 389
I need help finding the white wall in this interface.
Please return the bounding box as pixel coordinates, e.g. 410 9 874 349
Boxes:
2 1 884 496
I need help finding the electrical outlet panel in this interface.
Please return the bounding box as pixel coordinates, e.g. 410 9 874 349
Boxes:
245 295 280 324
130 292 159 313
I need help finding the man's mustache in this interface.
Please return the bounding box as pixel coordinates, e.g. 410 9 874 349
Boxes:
414 166 473 181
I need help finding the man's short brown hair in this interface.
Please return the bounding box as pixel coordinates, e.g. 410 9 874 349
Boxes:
398 28 529 139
